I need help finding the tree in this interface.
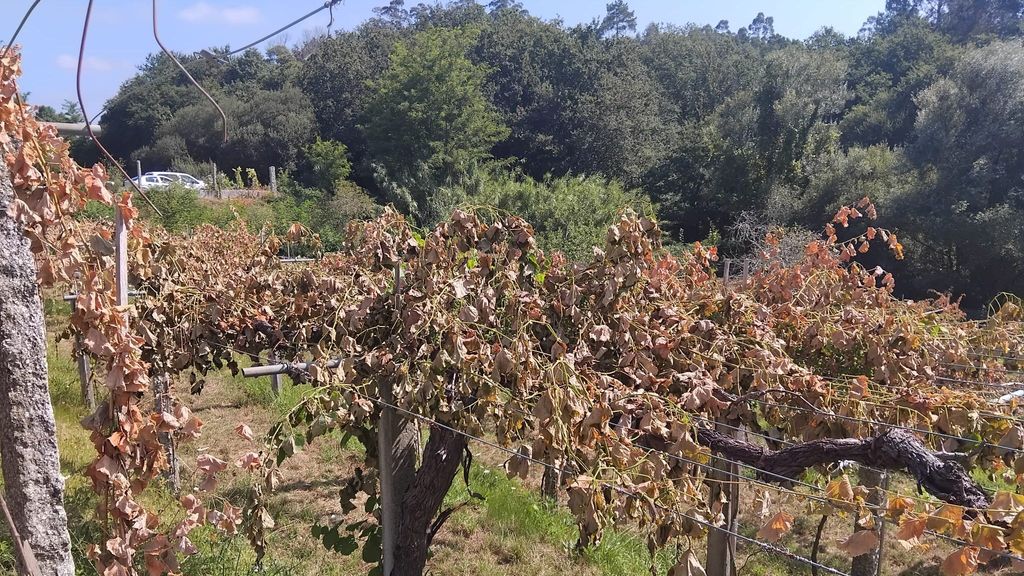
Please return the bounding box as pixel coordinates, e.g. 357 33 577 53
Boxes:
101 48 305 165
35 100 83 123
373 0 409 25
740 12 776 41
892 40 1024 304
472 9 580 177
100 52 215 161
363 27 509 223
408 0 489 29
486 0 524 14
139 86 316 174
598 0 637 38
940 0 1024 40
568 40 672 186
218 86 317 173
299 22 402 165
640 24 764 121
841 16 956 147
0 169 75 576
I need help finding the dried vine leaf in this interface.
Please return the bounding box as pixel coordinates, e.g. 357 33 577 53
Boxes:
837 529 880 557
757 511 794 543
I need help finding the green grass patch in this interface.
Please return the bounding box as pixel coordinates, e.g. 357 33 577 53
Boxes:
444 464 676 576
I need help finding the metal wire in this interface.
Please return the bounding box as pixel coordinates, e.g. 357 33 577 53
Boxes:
971 350 1024 363
76 0 161 214
242 356 1021 568
361 393 853 576
1 0 43 61
221 0 343 58
152 0 227 144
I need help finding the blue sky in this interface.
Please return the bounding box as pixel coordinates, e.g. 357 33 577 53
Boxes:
7 0 885 115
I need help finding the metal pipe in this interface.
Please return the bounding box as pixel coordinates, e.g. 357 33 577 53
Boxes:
40 122 102 137
63 290 142 302
240 358 341 377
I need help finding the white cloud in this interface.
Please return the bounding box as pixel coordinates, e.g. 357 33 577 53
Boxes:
179 2 261 25
55 54 124 73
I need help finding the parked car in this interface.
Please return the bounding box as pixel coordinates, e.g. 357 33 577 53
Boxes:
125 171 207 192
126 173 175 190
146 171 208 192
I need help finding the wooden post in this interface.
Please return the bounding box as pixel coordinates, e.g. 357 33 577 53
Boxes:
723 259 732 285
741 260 750 283
378 371 397 576
129 163 178 493
378 265 401 575
875 471 888 576
706 420 741 576
70 300 95 409
269 166 277 194
116 170 131 308
0 493 42 576
152 372 180 493
851 467 886 576
378 264 419 576
268 350 282 396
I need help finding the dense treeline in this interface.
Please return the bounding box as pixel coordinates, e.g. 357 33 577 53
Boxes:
89 0 1024 306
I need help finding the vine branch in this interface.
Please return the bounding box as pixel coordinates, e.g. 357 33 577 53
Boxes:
695 427 992 510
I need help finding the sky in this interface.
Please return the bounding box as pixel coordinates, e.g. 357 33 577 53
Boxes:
6 0 886 115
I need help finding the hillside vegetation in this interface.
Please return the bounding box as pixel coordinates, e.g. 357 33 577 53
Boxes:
69 0 1024 307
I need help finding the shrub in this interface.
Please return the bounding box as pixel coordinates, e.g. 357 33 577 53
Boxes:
138 183 209 233
467 173 653 261
305 138 352 193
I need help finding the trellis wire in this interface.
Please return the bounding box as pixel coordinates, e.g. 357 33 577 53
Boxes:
217 0 342 58
359 392 854 576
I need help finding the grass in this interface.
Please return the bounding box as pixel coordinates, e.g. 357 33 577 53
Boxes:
436 463 677 576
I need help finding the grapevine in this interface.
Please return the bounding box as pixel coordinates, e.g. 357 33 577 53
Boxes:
6 43 1024 576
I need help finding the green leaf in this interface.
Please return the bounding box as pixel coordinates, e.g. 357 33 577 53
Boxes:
362 529 382 563
323 527 339 550
411 230 425 248
337 535 358 555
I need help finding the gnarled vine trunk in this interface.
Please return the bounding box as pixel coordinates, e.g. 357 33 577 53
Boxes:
0 170 75 575
393 425 467 576
696 427 991 509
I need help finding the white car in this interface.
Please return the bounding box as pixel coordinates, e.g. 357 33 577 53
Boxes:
146 171 208 192
127 173 175 190
126 172 207 192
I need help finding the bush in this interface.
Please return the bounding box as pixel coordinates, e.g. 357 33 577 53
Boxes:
316 181 382 249
138 183 209 233
78 200 115 221
170 156 217 188
305 138 352 193
467 173 653 261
